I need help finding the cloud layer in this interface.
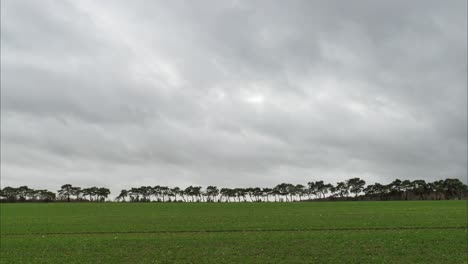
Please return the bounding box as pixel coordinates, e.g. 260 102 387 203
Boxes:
1 0 467 193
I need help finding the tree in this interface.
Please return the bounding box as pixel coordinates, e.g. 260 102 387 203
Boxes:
252 187 263 202
363 184 377 197
234 188 247 202
58 184 74 202
335 182 349 198
307 181 320 199
116 190 128 202
82 188 94 201
36 190 56 202
71 187 82 201
97 188 110 202
411 180 430 200
159 186 170 202
442 178 467 200
15 186 32 201
193 186 203 202
1 187 18 202
319 183 333 199
328 185 337 198
179 188 187 202
136 186 151 202
262 188 272 202
346 178 366 198
184 186 194 202
307 181 332 199
366 183 387 200
389 179 403 199
430 180 444 200
295 184 306 201
401 180 412 200
275 183 293 201
221 188 231 202
170 187 181 202
129 188 141 202
206 186 219 202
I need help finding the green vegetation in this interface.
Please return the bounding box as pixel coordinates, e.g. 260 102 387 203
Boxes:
1 201 466 263
1 178 467 203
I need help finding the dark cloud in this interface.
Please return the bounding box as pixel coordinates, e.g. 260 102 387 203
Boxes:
1 0 466 193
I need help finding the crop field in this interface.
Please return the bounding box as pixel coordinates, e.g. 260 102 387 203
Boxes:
1 201 466 263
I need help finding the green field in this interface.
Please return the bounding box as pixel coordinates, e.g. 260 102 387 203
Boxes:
1 201 467 263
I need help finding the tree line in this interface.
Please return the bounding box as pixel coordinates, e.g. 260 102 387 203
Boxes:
0 184 110 203
1 178 466 203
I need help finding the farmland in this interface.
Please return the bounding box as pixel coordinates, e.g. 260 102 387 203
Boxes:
1 201 466 263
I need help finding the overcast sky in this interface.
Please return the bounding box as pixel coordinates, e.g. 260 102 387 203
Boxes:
1 0 467 193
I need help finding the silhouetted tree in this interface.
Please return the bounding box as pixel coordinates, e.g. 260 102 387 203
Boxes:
97 188 110 202
411 180 430 200
58 184 74 202
206 186 219 202
116 189 128 202
442 178 466 199
347 178 366 198
170 187 181 202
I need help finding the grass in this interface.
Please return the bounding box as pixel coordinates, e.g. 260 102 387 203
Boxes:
1 201 467 263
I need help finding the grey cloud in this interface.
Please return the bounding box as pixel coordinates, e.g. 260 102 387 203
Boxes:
1 0 466 194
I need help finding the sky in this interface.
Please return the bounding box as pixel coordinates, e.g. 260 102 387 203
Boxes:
1 0 467 194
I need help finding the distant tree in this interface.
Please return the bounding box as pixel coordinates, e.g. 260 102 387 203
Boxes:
148 185 162 202
363 184 377 197
206 186 219 202
442 178 467 200
346 178 366 198
262 188 273 202
58 184 74 202
116 190 128 202
320 183 333 199
193 186 203 202
271 186 281 202
245 187 255 202
275 183 293 201
184 186 202 202
411 180 430 200
170 187 181 202
129 188 141 202
29 189 41 201
97 188 110 202
16 186 31 201
328 185 337 198
295 184 306 201
401 180 412 200
233 188 246 202
365 183 386 200
1 187 18 201
308 181 333 199
159 186 170 202
430 180 444 200
82 188 94 201
335 182 349 198
179 188 187 202
41 190 56 201
307 181 320 199
389 179 403 199
252 187 263 202
71 187 82 201
136 186 151 202
220 188 230 202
